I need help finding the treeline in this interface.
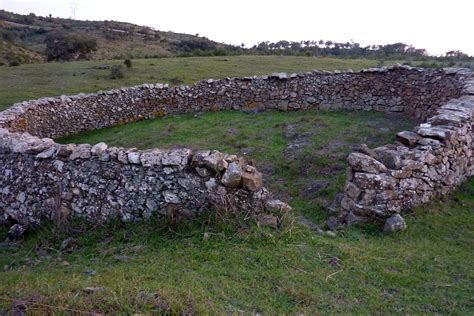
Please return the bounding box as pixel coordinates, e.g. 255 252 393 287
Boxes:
180 40 472 60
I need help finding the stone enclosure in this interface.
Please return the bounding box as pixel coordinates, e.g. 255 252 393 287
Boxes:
1 65 473 235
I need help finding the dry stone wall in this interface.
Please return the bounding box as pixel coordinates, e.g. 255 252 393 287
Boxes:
0 64 473 234
339 68 474 230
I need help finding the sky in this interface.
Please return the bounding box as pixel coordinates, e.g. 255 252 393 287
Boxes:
1 0 474 56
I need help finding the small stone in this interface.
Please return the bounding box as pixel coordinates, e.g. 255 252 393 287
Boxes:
195 167 210 177
112 255 131 262
127 152 141 164
162 149 191 168
83 268 97 276
83 287 104 294
325 216 343 231
91 142 108 156
396 131 420 147
383 214 407 232
163 191 181 204
202 151 225 173
242 167 263 192
60 237 77 251
16 192 26 204
140 149 163 167
36 145 57 159
347 152 387 173
265 199 292 212
325 230 337 237
69 144 92 160
205 178 217 191
7 224 26 239
53 160 64 172
256 214 279 228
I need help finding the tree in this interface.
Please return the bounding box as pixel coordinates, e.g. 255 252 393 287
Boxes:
45 31 97 61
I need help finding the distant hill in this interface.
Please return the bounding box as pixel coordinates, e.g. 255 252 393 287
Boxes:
0 10 232 64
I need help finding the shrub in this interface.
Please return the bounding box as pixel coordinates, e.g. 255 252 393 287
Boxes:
124 58 132 68
8 60 21 67
109 65 124 79
45 31 97 61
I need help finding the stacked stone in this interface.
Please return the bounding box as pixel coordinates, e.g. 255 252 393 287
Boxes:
1 66 461 138
0 128 289 232
339 69 474 231
0 65 472 234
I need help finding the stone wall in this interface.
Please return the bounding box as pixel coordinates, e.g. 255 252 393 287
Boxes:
339 68 474 230
1 66 462 138
0 65 473 234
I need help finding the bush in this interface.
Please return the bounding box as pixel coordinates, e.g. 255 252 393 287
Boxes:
109 65 124 79
45 31 97 61
8 60 21 67
124 58 132 68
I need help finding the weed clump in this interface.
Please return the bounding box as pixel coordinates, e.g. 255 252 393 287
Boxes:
109 65 124 79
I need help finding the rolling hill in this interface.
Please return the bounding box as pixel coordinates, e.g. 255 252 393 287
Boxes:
0 9 231 64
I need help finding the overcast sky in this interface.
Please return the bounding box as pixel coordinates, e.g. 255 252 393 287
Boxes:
2 0 474 56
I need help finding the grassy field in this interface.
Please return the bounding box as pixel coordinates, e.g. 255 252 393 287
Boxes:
0 55 384 110
1 56 473 314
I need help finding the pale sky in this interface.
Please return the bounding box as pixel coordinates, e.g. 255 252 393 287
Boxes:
1 0 473 56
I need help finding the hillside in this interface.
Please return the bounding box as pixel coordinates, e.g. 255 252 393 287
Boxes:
0 10 229 64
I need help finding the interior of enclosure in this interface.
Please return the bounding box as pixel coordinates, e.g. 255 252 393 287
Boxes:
0 65 473 231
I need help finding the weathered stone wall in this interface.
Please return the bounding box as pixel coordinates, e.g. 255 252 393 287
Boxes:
339 68 474 230
0 65 472 234
0 131 282 230
1 66 461 138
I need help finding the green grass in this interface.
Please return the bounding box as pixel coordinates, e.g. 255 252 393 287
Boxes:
0 55 384 110
1 179 473 314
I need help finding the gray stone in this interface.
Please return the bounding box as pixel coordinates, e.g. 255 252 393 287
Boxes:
127 152 141 164
256 214 278 228
162 149 191 168
347 152 387 173
7 224 26 239
36 145 57 159
383 214 407 232
69 144 92 160
91 142 108 156
221 162 242 188
202 151 225 173
265 199 292 212
163 191 181 204
140 149 163 167
396 131 420 147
